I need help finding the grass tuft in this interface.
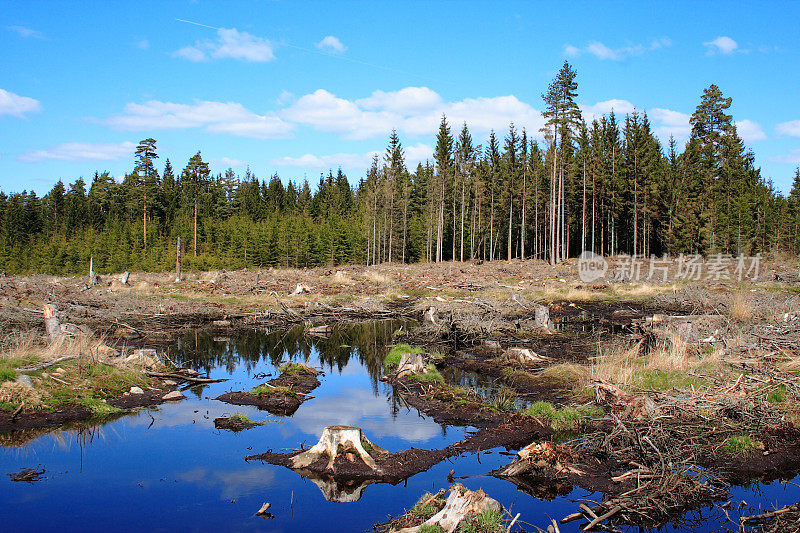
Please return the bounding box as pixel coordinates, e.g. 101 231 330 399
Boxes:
385 344 425 367
723 435 759 456
408 364 444 383
525 401 604 430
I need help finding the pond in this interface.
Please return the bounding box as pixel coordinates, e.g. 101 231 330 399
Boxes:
1 321 798 532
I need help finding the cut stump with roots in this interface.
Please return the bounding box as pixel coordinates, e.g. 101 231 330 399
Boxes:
291 425 387 473
395 353 426 378
394 483 503 533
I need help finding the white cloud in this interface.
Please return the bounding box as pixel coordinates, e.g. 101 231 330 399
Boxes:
105 99 294 139
281 89 395 140
273 143 434 173
704 36 738 55
580 99 636 122
565 37 671 61
316 35 346 54
357 87 442 115
276 90 295 105
174 45 207 62
648 108 692 139
173 27 275 62
18 141 136 163
735 119 766 142
770 149 800 165
212 157 246 168
135 39 150 50
776 120 800 138
6 25 44 39
0 88 41 118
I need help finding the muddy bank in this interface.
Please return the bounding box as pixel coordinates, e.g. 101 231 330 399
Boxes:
215 364 321 416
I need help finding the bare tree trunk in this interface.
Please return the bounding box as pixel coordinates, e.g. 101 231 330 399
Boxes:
460 179 465 262
521 163 527 260
176 237 182 282
193 196 198 256
507 188 513 261
143 192 147 250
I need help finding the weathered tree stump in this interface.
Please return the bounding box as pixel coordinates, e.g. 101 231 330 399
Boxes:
395 353 426 377
43 304 61 342
291 425 387 473
503 347 549 364
395 483 503 533
534 305 553 330
423 306 437 325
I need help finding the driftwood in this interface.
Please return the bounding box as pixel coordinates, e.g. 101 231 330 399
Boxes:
144 370 227 384
16 354 81 372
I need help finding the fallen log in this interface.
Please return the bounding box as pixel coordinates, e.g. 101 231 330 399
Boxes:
144 370 227 384
16 354 81 372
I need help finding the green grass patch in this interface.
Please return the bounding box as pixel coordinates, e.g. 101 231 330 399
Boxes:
384 344 425 367
631 369 709 391
409 492 443 519
418 525 444 533
723 435 759 456
525 401 604 430
459 508 505 533
0 401 17 412
251 384 296 397
767 385 787 404
409 364 444 383
279 362 313 376
77 396 122 417
230 413 264 426
0 368 17 383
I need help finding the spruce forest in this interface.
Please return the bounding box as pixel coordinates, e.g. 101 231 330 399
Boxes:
2 63 799 275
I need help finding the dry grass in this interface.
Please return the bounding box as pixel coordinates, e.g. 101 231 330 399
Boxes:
0 381 44 408
729 292 753 322
591 340 642 386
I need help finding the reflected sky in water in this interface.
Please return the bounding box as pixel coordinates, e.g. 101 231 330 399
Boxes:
1 321 798 532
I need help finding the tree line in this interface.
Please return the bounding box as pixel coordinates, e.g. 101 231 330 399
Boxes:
2 62 799 275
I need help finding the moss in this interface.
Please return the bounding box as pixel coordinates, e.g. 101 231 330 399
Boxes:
279 363 314 376
385 344 425 367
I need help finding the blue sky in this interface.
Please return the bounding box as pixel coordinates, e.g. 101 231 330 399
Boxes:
2 0 799 196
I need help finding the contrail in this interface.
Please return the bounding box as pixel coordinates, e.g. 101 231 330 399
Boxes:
175 18 220 31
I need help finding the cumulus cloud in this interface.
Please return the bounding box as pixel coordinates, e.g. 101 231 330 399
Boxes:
6 25 44 39
704 36 738 55
648 108 692 139
0 88 41 118
735 119 766 142
565 37 671 61
104 99 293 139
316 35 346 54
357 87 442 115
580 99 636 122
776 120 800 138
281 89 394 140
770 149 800 165
212 157 246 168
174 27 275 62
18 141 136 163
272 143 434 173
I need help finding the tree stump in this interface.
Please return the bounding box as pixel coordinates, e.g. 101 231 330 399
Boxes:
395 353 426 377
534 305 553 330
43 304 61 342
396 483 503 533
423 306 437 325
503 347 548 364
290 425 387 473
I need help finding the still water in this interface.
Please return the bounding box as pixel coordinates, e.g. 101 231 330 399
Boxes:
0 322 797 532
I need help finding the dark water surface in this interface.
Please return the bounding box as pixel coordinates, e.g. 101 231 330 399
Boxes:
1 321 797 532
